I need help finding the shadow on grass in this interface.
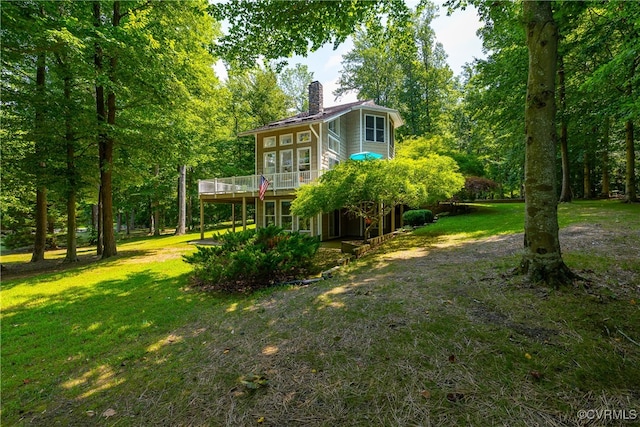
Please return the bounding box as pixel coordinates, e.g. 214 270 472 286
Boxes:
1 268 239 425
0 249 153 288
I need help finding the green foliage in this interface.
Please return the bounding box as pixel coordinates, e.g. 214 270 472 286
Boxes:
183 225 321 291
292 157 463 239
402 209 434 226
335 3 456 137
210 0 399 67
278 63 314 114
3 229 35 250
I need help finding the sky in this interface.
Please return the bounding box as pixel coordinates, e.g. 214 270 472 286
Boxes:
214 2 486 108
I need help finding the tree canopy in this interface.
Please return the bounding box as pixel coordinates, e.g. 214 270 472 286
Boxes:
291 158 464 238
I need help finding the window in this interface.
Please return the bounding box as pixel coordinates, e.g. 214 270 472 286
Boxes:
328 156 340 170
297 216 311 234
279 133 293 146
264 152 276 174
263 136 276 148
328 118 340 135
264 201 276 226
365 115 385 143
297 130 312 144
298 147 311 172
280 201 293 232
280 150 293 173
328 134 340 153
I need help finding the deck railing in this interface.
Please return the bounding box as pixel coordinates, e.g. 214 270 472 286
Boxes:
198 170 324 196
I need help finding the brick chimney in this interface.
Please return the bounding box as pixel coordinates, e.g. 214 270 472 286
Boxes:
308 81 323 115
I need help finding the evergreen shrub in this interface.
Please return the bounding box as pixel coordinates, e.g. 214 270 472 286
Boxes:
183 225 320 292
403 209 434 227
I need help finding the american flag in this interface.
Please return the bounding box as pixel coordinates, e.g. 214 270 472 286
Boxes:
259 175 270 200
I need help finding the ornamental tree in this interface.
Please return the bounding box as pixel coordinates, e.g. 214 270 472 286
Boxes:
291 157 463 240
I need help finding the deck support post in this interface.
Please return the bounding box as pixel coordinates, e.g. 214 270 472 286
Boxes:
242 197 247 231
200 198 204 240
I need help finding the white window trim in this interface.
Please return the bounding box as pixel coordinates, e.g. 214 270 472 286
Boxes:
280 149 293 174
328 133 340 154
328 117 340 137
365 114 386 143
263 136 276 148
279 133 293 146
263 151 276 174
297 216 311 234
297 147 311 171
297 130 312 144
264 201 276 227
280 200 293 232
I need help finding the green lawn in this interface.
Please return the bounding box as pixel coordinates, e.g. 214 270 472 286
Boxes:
2 200 639 425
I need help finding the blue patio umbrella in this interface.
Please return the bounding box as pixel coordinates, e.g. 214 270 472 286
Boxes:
349 151 384 161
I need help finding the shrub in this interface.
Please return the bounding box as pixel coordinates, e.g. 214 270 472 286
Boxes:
3 229 33 250
403 209 434 227
183 225 321 292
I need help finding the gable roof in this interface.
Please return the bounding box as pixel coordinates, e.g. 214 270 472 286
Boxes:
238 99 403 136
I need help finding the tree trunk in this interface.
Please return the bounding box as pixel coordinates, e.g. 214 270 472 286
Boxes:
518 1 573 286
62 69 78 262
187 167 193 230
153 164 161 236
97 188 103 255
31 52 47 263
94 1 106 257
99 0 120 258
558 55 572 202
128 209 135 235
175 165 187 235
624 119 637 202
583 151 591 199
600 117 611 198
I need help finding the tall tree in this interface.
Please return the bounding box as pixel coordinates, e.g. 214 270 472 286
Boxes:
518 1 573 284
278 64 314 114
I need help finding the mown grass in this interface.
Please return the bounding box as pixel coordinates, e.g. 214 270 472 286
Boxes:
1 200 639 426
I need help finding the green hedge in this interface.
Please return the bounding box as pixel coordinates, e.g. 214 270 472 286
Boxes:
183 225 320 292
402 209 434 226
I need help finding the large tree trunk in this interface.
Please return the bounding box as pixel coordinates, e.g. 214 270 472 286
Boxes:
518 1 573 286
62 69 78 263
94 0 118 258
558 55 572 203
31 52 47 263
175 165 187 235
100 1 120 258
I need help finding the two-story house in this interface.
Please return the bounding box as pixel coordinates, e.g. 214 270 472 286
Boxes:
198 81 404 241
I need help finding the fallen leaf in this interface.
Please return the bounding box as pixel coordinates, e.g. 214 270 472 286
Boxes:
257 416 265 423
525 353 532 360
22 379 32 384
446 392 465 402
421 390 431 399
631 299 636 305
530 370 542 381
102 408 116 418
86 410 96 417
223 348 230 354
448 354 456 363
